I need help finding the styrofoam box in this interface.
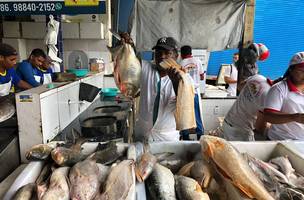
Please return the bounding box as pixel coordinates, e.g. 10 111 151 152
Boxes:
146 141 304 200
4 142 141 200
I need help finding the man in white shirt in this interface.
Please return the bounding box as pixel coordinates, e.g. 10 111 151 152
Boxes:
224 53 239 96
179 45 204 140
223 74 271 141
126 36 182 142
264 52 304 140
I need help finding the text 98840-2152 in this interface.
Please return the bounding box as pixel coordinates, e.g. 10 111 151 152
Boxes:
0 2 61 13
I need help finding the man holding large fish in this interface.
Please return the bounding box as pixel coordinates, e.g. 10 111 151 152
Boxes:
111 33 185 142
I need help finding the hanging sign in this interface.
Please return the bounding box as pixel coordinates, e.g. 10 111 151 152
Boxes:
64 0 99 7
0 0 105 15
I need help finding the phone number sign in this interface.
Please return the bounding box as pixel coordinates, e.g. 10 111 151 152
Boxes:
0 1 105 15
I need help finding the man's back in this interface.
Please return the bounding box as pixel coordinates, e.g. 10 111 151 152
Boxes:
225 74 271 131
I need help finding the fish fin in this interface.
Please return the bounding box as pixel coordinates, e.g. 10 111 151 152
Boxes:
234 181 255 199
177 161 195 176
143 143 150 153
204 144 213 158
195 182 203 192
107 45 124 58
109 29 122 41
135 166 144 182
65 174 71 189
154 152 175 162
71 137 88 151
95 141 114 151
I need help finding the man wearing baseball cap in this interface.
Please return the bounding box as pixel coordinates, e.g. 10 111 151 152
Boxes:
264 52 304 140
120 35 182 142
0 43 32 96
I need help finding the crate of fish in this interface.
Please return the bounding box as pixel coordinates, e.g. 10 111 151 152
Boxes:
133 136 304 200
4 140 140 200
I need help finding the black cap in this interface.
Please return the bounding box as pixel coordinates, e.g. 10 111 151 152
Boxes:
0 43 17 57
152 37 178 51
181 45 192 56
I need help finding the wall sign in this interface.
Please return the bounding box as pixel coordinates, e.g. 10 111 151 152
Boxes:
64 0 99 7
0 0 105 15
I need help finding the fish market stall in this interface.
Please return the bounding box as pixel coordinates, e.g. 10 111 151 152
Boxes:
15 72 104 162
135 139 304 200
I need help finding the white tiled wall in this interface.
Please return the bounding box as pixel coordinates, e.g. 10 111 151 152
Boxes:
3 38 111 68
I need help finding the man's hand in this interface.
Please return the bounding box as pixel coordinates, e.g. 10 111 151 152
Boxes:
119 32 134 45
167 67 181 95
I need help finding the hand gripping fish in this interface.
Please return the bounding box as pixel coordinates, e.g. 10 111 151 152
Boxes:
108 43 141 98
200 135 274 200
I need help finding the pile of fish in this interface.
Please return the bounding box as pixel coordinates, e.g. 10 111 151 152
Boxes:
12 135 304 200
0 96 15 123
13 140 135 200
244 153 304 199
137 135 304 200
135 148 213 200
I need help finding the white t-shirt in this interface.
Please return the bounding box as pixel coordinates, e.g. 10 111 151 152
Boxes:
135 60 179 142
180 56 203 92
225 74 271 133
264 80 304 140
224 64 238 96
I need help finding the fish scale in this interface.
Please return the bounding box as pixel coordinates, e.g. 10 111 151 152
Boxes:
108 43 141 98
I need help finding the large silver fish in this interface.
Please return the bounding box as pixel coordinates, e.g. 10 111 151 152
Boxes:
26 142 59 160
69 159 101 200
98 160 136 200
108 43 141 98
0 97 15 123
175 175 210 200
12 183 36 200
146 163 177 200
41 167 70 200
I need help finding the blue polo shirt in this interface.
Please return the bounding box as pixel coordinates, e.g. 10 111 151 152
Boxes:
0 68 21 86
16 60 53 87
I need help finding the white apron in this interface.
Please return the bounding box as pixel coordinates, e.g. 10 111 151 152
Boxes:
34 73 52 85
34 75 41 84
43 73 52 84
0 79 12 96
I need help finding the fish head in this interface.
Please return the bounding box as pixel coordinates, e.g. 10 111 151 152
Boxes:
51 148 70 166
25 145 52 160
107 44 125 60
37 182 48 199
200 135 226 159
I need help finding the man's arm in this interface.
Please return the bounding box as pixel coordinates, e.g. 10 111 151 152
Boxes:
263 110 304 124
224 76 238 84
224 65 237 84
17 80 32 90
254 111 268 135
18 62 41 87
11 68 32 90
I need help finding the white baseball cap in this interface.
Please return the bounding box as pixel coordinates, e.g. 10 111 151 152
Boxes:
289 52 304 67
252 43 270 61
